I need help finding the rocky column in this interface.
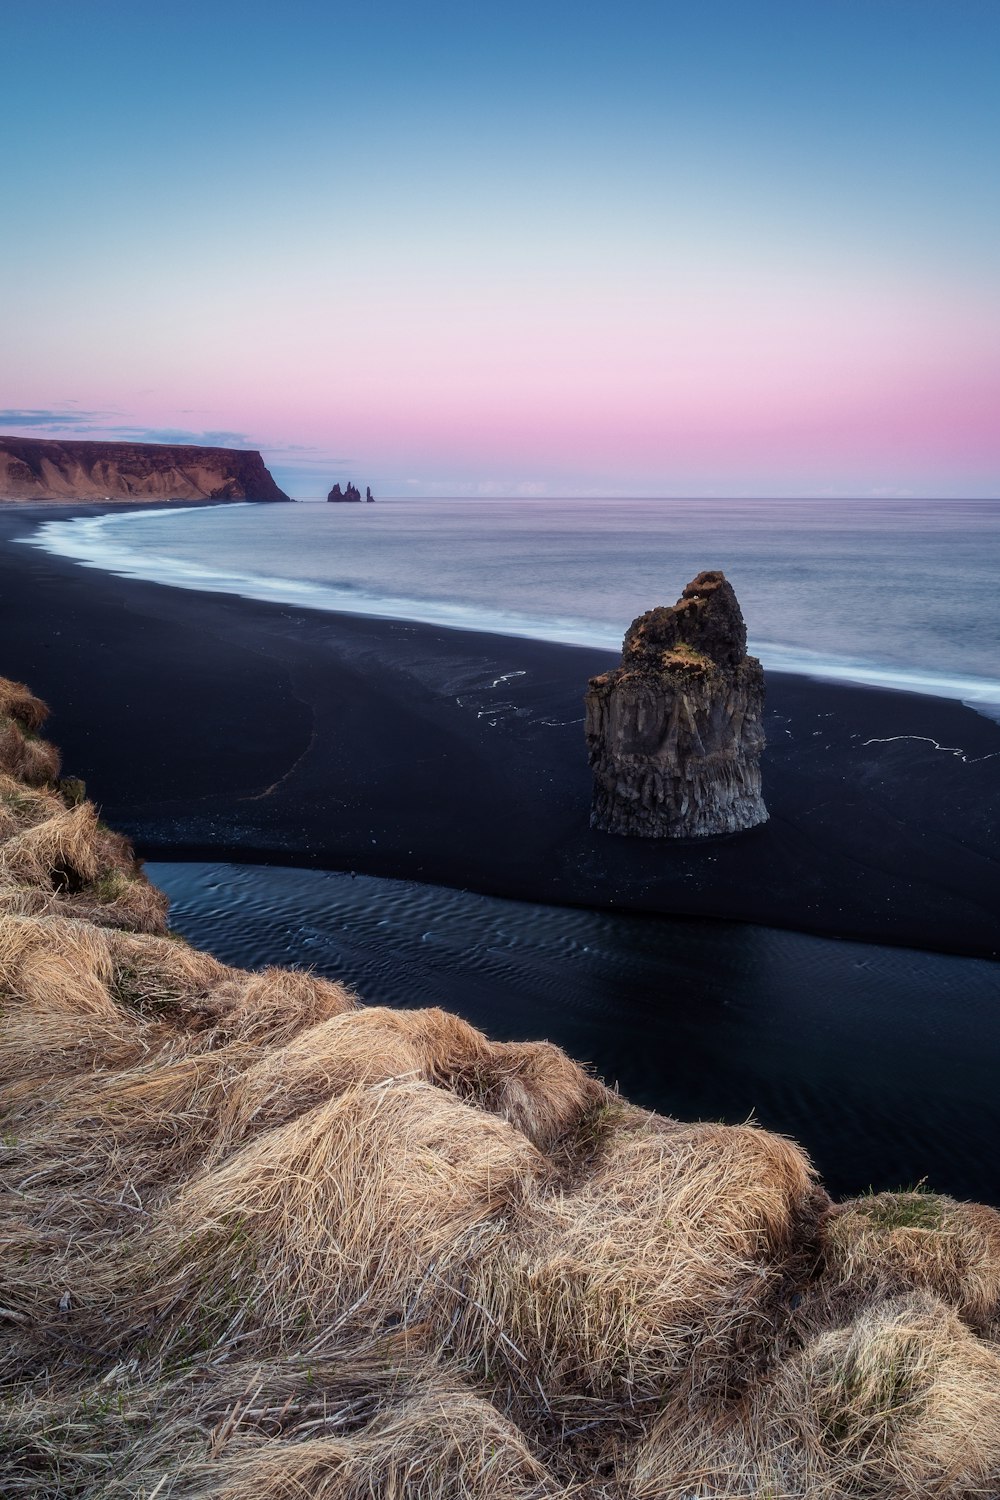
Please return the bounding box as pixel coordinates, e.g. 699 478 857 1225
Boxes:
584 571 768 837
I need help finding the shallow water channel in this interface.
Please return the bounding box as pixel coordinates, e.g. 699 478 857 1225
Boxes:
149 861 1000 1207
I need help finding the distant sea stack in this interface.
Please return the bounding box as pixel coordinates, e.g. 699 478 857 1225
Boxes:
585 571 768 838
328 480 362 502
0 436 290 503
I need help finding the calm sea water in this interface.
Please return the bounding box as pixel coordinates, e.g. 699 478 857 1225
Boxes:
24 495 1000 716
149 861 1000 1206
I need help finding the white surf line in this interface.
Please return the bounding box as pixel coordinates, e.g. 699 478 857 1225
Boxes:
861 735 1000 765
22 512 1000 719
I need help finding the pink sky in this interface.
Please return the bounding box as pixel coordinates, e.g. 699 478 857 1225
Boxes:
4 5 999 497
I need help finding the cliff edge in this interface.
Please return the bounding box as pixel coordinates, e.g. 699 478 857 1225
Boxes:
585 570 768 837
0 435 290 503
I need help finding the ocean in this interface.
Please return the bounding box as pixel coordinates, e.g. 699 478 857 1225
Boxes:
23 494 1000 718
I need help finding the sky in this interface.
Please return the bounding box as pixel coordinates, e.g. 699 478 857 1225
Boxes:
2 1 998 498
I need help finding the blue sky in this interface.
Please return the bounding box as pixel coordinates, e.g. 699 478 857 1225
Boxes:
3 1 998 496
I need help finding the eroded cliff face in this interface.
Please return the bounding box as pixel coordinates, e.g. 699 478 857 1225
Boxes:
585 571 768 837
0 436 290 503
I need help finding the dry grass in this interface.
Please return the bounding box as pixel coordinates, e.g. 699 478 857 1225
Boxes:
0 1367 572 1499
0 772 64 841
455 1114 827 1413
1 668 999 1498
194 1386 569 1500
0 716 61 785
630 1292 1000 1498
0 678 50 732
820 1191 1000 1334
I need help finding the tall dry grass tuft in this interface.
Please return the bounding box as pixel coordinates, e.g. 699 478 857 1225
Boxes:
0 678 50 732
214 1005 607 1158
820 1190 1000 1334
1 801 108 885
3 667 1000 1498
455 1115 827 1410
106 1078 544 1369
0 802 166 928
0 717 61 785
196 1386 569 1500
0 676 60 785
631 1292 1000 1497
0 772 63 841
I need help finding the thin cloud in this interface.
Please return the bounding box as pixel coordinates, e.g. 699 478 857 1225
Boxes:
0 408 120 428
106 426 257 447
0 413 261 449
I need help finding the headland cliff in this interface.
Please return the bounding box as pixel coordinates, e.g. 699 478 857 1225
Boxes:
0 435 290 502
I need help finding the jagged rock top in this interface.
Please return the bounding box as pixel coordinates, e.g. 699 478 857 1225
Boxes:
621 570 748 673
328 480 363 502
586 571 767 837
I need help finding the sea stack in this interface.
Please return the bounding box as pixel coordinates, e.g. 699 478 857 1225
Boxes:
327 480 362 502
584 571 768 838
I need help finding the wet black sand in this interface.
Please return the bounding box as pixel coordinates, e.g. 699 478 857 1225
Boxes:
2 503 998 957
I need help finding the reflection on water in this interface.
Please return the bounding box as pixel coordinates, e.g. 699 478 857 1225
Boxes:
149 861 1000 1206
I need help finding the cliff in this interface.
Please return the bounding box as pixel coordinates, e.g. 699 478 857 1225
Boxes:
585 570 768 837
2 672 999 1497
0 435 290 503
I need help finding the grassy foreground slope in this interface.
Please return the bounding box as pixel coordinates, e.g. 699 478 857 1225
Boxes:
1 675 999 1499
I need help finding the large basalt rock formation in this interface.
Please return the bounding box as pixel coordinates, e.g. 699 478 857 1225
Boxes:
328 480 362 502
0 436 290 503
585 571 768 837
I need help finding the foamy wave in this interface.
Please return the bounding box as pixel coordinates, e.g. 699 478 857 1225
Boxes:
20 508 1000 721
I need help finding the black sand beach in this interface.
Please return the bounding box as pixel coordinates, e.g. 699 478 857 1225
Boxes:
1 503 998 958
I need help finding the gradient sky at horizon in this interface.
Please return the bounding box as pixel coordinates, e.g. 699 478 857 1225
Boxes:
3 1 999 498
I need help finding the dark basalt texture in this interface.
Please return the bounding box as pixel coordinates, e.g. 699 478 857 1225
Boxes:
585 571 768 837
0 436 290 503
328 480 362 502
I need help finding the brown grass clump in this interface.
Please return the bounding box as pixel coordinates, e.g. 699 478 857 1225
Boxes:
775 1291 1000 1496
216 1004 607 1157
111 1077 544 1367
0 715 61 785
631 1292 1000 1498
198 1386 567 1500
0 675 60 786
820 1190 1000 1334
0 801 108 886
0 771 63 841
0 1368 569 1499
0 918 355 1112
3 668 1000 1499
0 677 50 732
456 1114 826 1411
0 672 168 932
